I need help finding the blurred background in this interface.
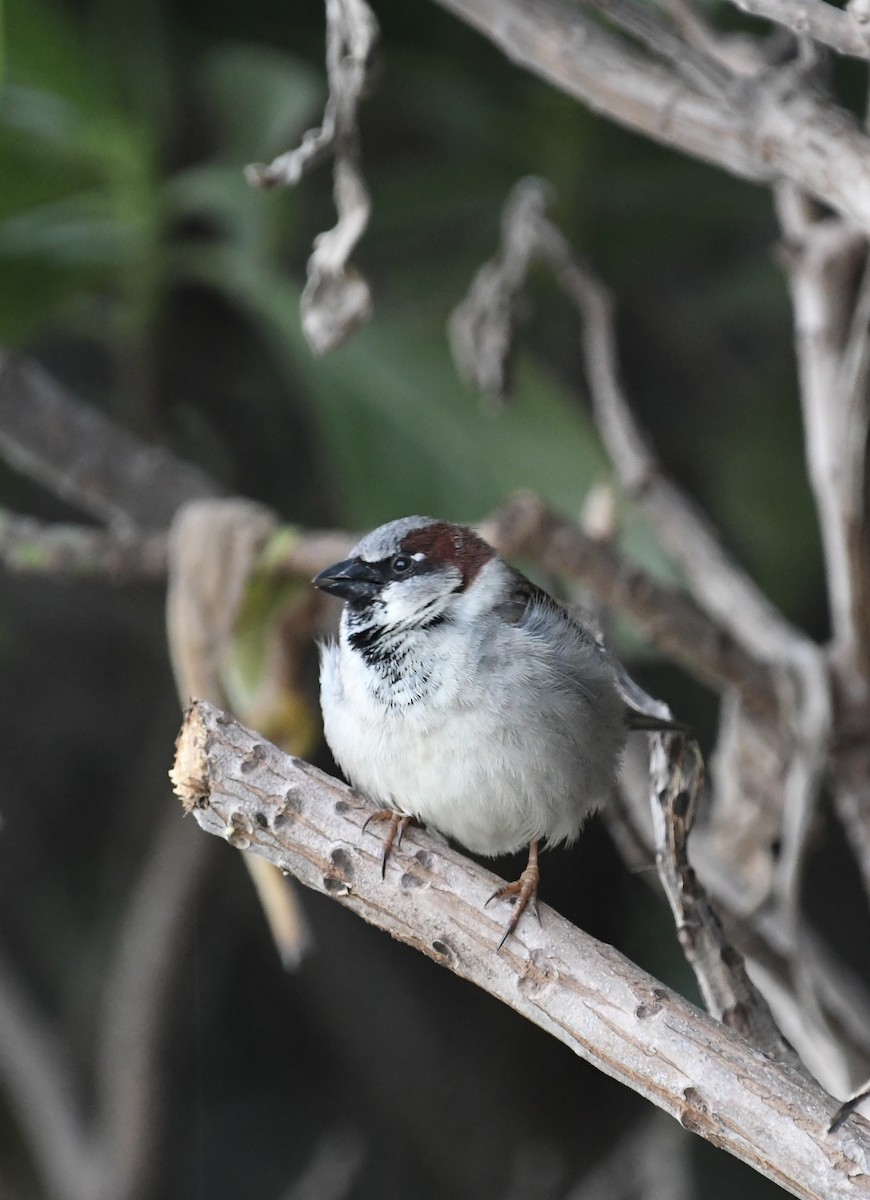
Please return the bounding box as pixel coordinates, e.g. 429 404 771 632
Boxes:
0 0 854 1196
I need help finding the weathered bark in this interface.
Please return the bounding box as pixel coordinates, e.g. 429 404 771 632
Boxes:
171 700 870 1200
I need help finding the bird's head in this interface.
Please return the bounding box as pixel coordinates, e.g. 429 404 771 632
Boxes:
312 516 499 631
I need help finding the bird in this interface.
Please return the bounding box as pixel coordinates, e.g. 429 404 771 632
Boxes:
312 515 682 948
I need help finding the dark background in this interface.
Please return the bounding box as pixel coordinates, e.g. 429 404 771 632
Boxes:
0 0 852 1195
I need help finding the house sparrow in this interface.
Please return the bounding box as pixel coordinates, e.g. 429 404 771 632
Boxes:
313 516 681 947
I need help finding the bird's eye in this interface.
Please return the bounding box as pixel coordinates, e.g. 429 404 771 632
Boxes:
390 554 413 575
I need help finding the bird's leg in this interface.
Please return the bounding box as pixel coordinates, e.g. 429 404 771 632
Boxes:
362 809 415 877
486 839 541 950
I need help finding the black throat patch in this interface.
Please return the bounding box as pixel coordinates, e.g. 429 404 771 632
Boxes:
345 611 450 700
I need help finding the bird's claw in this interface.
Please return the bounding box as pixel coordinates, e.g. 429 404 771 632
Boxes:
362 809 413 877
486 850 541 951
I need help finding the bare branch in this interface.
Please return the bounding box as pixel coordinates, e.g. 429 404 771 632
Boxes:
579 0 735 97
723 0 870 59
847 0 870 52
0 510 168 580
166 499 314 969
0 963 99 1200
529 187 832 916
837 268 870 656
95 817 212 1200
246 0 378 353
171 700 870 1200
662 0 777 75
772 187 870 903
452 179 814 670
0 354 219 530
0 822 213 1200
621 702 870 1096
648 733 805 1072
166 499 278 707
429 0 870 237
830 743 870 919
0 510 355 588
774 187 870 687
538 204 813 668
455 178 830 922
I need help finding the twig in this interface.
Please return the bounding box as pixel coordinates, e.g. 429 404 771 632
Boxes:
0 820 213 1200
0 511 355 588
0 354 219 531
613 701 870 1092
452 179 813 672
774 187 870 689
832 745 870 907
723 0 870 59
529 186 832 914
662 0 776 75
835 261 870 685
171 701 870 1200
0 511 168 581
246 0 379 353
648 733 806 1072
95 816 213 1200
0 964 100 1200
456 179 829 930
773 186 870 910
536 197 814 668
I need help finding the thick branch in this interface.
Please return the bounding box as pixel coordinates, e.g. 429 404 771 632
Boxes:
429 0 870 237
171 701 870 1200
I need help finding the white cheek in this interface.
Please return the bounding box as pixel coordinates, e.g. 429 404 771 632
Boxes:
379 569 461 623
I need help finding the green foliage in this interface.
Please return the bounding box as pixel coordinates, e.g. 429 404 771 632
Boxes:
1 0 160 343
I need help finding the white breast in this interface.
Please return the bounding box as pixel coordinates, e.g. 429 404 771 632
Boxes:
318 582 626 857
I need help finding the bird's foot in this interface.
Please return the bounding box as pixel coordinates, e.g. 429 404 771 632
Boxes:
486 840 541 951
362 809 415 877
